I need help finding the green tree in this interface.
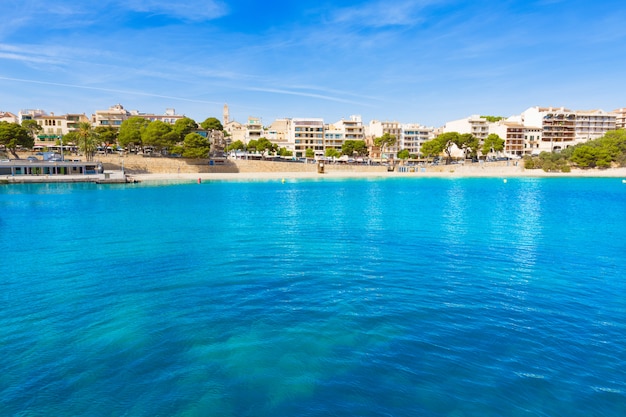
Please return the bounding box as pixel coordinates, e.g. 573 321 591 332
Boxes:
182 132 210 158
256 137 277 155
278 147 293 157
455 133 479 159
481 115 504 123
94 126 118 148
305 148 314 158
434 132 458 164
374 132 397 161
325 148 341 158
397 149 411 160
118 117 149 150
226 140 245 152
22 119 43 141
246 139 258 153
0 122 33 158
420 138 444 160
200 117 223 131
142 120 177 153
76 122 98 161
173 117 198 141
481 133 505 158
342 139 368 157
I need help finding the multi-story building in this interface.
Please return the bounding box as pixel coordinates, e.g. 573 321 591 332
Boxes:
523 126 543 155
29 112 90 143
369 120 402 159
400 124 435 157
444 115 489 141
92 104 129 128
324 124 344 155
613 108 626 130
245 117 263 143
574 109 616 142
520 106 616 152
488 121 525 156
289 118 324 158
128 108 185 125
325 115 365 155
92 104 185 128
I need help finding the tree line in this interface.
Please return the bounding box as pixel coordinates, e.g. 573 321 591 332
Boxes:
0 116 224 160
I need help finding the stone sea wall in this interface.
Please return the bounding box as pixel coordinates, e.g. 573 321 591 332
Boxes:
99 154 391 175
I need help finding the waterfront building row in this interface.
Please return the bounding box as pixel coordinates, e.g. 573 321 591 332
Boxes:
2 104 625 159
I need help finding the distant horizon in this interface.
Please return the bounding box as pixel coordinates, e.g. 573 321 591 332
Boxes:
2 1 626 127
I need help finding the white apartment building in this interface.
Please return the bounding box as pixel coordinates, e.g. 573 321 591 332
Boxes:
520 106 616 152
444 115 489 140
441 115 489 158
325 115 365 155
290 118 324 158
400 124 435 156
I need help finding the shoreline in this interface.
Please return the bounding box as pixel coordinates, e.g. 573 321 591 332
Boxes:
129 165 626 183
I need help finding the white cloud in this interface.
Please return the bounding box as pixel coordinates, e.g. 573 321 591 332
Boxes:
328 0 443 28
120 0 229 22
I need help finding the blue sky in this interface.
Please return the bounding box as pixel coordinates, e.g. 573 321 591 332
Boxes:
1 0 625 127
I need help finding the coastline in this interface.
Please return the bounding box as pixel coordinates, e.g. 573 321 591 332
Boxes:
129 164 626 183
5 153 626 183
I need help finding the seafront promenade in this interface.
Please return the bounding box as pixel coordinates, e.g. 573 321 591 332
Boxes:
4 153 626 183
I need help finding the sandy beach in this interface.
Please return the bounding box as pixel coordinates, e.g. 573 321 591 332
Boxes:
128 163 626 183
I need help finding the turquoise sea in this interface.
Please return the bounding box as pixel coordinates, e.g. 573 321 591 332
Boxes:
1 177 625 416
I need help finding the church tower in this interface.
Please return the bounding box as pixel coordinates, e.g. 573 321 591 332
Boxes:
223 103 230 126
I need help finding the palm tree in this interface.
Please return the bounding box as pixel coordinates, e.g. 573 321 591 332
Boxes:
76 122 97 161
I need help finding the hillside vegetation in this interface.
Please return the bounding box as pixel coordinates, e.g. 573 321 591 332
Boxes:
524 129 626 172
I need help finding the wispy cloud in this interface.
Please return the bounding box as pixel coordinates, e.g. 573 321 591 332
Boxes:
0 76 223 105
118 0 229 22
327 0 444 28
243 85 376 107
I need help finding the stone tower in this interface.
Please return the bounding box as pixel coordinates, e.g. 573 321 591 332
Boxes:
223 104 230 126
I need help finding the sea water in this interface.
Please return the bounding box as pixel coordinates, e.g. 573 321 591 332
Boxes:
1 177 625 416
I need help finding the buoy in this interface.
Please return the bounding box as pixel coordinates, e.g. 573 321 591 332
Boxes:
198 178 202 184
622 179 626 184
281 178 285 184
503 178 507 183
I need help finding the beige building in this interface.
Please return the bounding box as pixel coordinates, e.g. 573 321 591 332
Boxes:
611 108 626 130
0 111 18 123
224 121 245 144
369 120 402 159
488 121 525 156
92 104 185 129
92 104 129 129
28 112 90 143
245 117 263 143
